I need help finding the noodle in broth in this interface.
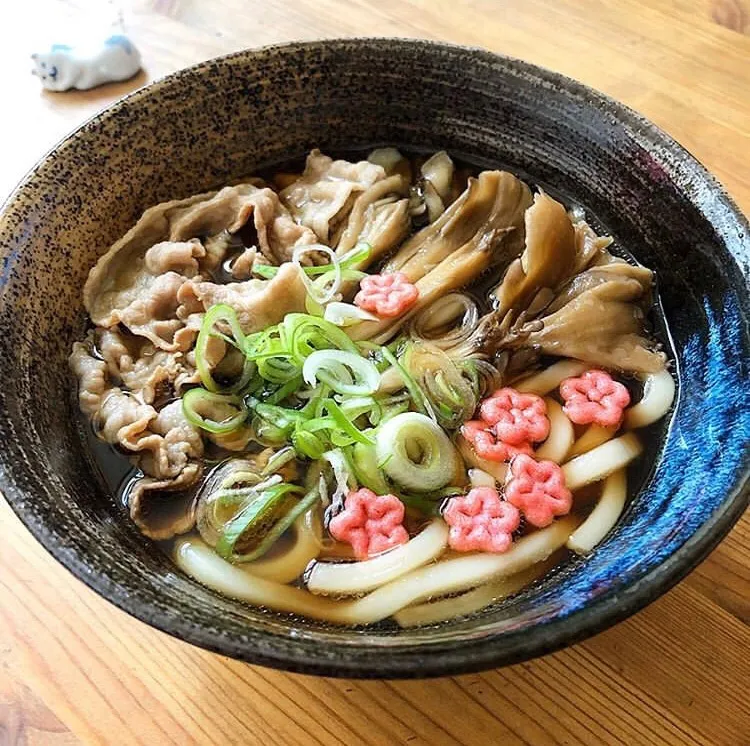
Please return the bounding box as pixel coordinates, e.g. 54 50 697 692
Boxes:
70 147 675 626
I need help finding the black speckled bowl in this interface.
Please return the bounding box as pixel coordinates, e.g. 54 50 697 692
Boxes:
1 39 749 678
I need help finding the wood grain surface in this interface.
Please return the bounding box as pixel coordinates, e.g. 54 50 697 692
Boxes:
1 1 749 744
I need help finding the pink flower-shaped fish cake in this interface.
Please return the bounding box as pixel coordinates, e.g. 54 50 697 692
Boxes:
505 454 572 528
479 388 550 446
443 487 520 553
560 369 631 428
461 420 533 463
354 272 419 318
328 488 409 559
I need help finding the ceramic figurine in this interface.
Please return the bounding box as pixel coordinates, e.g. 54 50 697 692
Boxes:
31 35 142 92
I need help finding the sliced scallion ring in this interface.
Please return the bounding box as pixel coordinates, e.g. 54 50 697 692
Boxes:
338 396 381 424
293 245 341 305
182 388 247 434
348 441 391 495
215 483 319 563
380 345 437 421
323 302 379 327
309 243 371 275
292 428 328 460
253 402 308 434
323 399 375 446
283 314 360 363
375 412 455 492
252 243 371 280
195 304 251 393
302 350 380 396
261 446 297 476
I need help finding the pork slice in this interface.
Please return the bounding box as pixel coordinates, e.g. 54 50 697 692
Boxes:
280 149 386 244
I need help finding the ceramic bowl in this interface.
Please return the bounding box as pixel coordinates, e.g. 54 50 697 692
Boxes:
0 39 748 678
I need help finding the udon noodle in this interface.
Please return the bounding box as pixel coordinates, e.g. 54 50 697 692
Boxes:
70 148 675 626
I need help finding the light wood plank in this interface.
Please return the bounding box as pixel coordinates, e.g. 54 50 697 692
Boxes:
667 0 750 34
0 669 82 746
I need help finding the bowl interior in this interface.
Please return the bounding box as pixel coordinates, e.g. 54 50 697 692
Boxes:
1 39 749 677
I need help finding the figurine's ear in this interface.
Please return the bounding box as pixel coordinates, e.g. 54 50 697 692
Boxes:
31 53 38 60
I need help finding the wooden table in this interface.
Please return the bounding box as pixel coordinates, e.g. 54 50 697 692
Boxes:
1 1 748 743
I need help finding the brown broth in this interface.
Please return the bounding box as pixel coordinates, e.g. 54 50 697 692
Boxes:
74 147 675 626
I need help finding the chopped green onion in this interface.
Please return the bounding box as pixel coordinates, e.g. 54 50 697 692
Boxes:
293 245 341 305
323 302 378 327
212 475 284 510
252 243 371 280
309 243 371 274
245 328 299 385
215 483 316 563
375 412 455 492
182 388 247 434
337 268 368 282
284 314 360 363
348 441 391 494
329 428 359 449
402 344 478 429
338 396 382 424
261 446 297 476
292 427 327 460
380 345 437 421
378 393 411 423
298 416 334 433
251 263 279 279
324 399 375 446
252 418 288 445
305 293 325 317
264 375 304 405
302 350 380 396
377 452 394 470
253 402 308 433
322 449 355 509
195 304 252 393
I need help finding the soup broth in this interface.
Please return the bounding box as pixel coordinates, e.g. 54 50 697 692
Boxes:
71 147 675 627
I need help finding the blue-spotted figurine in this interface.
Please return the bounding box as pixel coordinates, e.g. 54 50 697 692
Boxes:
31 35 142 92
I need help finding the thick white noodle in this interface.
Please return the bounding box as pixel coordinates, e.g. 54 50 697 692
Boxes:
535 398 574 463
468 468 496 488
321 516 579 624
394 554 560 627
562 433 642 491
514 359 587 396
242 509 322 584
625 370 676 429
456 435 509 483
175 537 348 622
567 424 616 459
174 517 577 625
567 469 627 555
305 519 448 596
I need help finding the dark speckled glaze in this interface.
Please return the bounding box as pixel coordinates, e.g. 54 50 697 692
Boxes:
0 39 748 678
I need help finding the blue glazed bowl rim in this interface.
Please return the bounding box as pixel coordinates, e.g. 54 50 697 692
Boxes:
1 37 749 678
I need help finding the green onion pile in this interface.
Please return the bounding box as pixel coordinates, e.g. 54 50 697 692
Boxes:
183 252 484 559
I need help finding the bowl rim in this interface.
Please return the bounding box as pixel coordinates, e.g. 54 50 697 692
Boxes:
1 36 749 678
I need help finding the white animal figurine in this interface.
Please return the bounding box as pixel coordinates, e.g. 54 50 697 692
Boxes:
31 35 142 92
